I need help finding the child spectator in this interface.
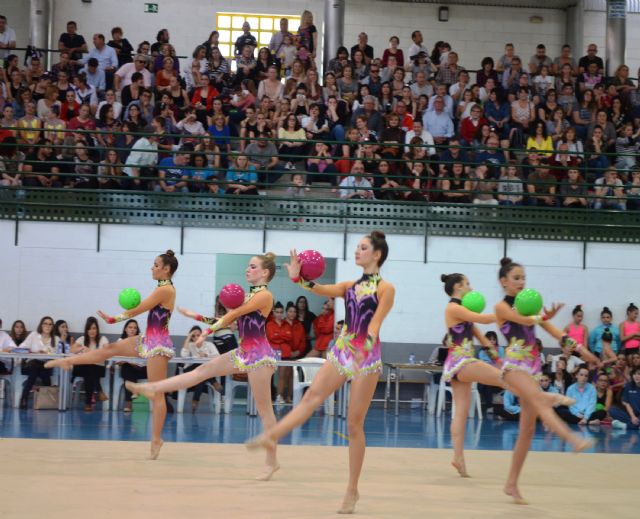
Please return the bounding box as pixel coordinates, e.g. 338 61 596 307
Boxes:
610 367 640 430
555 366 599 425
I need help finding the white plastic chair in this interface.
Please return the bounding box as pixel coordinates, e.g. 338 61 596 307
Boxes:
436 375 482 420
292 358 334 415
224 375 252 414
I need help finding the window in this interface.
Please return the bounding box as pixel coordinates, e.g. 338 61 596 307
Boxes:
216 12 300 59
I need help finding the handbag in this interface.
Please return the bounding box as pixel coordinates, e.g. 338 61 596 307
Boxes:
33 386 59 410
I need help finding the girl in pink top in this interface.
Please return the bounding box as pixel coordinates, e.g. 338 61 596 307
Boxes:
564 305 589 347
620 303 640 355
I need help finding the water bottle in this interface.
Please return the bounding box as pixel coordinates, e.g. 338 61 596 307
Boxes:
408 353 416 365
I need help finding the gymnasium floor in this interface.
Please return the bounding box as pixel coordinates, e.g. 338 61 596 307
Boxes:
1 404 637 518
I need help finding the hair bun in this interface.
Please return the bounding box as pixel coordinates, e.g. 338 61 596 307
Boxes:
440 274 449 283
500 257 513 267
264 251 276 261
370 230 386 240
165 249 175 257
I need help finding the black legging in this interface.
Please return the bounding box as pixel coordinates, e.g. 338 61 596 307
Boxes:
498 409 520 421
121 363 148 403
73 365 106 405
555 406 607 424
213 333 238 389
20 360 52 404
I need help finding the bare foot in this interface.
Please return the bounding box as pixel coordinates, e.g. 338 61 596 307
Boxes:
125 381 157 400
255 462 280 481
44 358 72 370
245 433 277 452
573 437 595 453
451 458 470 478
504 483 528 505
149 439 164 460
337 489 360 514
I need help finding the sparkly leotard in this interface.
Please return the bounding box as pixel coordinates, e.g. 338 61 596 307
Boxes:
136 280 174 358
328 273 383 380
230 285 277 371
499 295 541 379
443 298 478 382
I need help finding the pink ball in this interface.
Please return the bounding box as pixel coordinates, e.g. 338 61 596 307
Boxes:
219 283 245 309
298 249 326 281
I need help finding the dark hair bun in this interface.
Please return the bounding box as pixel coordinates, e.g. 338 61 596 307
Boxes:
575 304 582 311
165 249 175 257
603 306 611 313
440 274 448 283
370 230 386 241
500 257 513 267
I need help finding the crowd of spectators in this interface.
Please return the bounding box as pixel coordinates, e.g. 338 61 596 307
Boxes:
0 294 337 411
0 12 639 208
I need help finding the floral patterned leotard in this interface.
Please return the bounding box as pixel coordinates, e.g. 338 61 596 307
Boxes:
443 299 478 382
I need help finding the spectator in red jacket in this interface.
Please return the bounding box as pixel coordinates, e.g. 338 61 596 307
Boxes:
460 104 488 145
308 298 334 358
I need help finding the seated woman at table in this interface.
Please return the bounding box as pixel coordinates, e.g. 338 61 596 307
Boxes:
180 325 221 413
71 317 109 412
118 319 146 413
0 317 17 373
19 316 58 409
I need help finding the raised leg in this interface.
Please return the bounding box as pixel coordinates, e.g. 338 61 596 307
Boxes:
45 337 139 369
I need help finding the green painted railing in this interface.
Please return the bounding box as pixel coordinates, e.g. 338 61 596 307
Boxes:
1 187 640 243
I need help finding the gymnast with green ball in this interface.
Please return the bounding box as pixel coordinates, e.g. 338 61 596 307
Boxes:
46 250 178 461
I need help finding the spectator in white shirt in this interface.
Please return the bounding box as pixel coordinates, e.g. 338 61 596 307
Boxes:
0 317 17 374
19 316 57 409
124 133 159 188
339 160 374 199
410 71 433 100
114 54 152 90
0 15 16 60
404 119 436 156
180 326 222 412
407 30 429 61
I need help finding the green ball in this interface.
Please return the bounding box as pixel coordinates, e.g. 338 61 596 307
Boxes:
461 290 486 313
515 288 543 316
118 288 141 310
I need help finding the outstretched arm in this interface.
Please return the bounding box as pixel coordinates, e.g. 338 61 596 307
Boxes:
178 306 216 325
98 286 172 323
447 304 496 325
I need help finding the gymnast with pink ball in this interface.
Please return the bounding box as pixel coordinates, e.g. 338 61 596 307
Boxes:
127 253 281 481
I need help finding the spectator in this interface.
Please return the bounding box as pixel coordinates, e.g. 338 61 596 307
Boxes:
156 56 177 93
339 160 374 199
593 168 625 210
257 66 284 104
578 43 604 75
615 123 640 172
19 316 57 409
0 318 17 374
555 366 599 425
423 96 453 144
107 26 133 68
21 138 60 187
234 22 257 57
301 103 330 141
589 306 621 358
558 127 584 164
124 132 158 188
285 171 306 197
98 149 129 190
71 141 97 189
525 120 553 155
308 299 334 359
306 141 338 186
441 162 471 203
114 54 151 90
207 47 230 90
71 316 108 411
526 164 556 206
528 43 552 76
297 10 318 60
610 367 640 430
587 110 616 149
460 104 487 145
558 168 588 208
548 143 580 181
114 319 145 412
539 371 559 395
499 390 520 421
180 325 221 413
16 100 40 147
244 131 279 184
58 20 88 63
619 303 640 356
149 28 168 56
626 168 640 211
381 35 403 68
509 86 535 147
36 85 61 121
470 162 497 205
156 150 190 193
552 44 576 75
326 46 350 78
552 357 574 394
497 162 524 205
235 44 258 87
269 18 293 56
0 15 16 60
585 125 609 181
278 114 306 167
404 119 435 156
82 33 118 87
225 153 259 195
0 136 24 186
546 106 570 143
80 57 106 96
68 103 96 132
593 372 613 421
